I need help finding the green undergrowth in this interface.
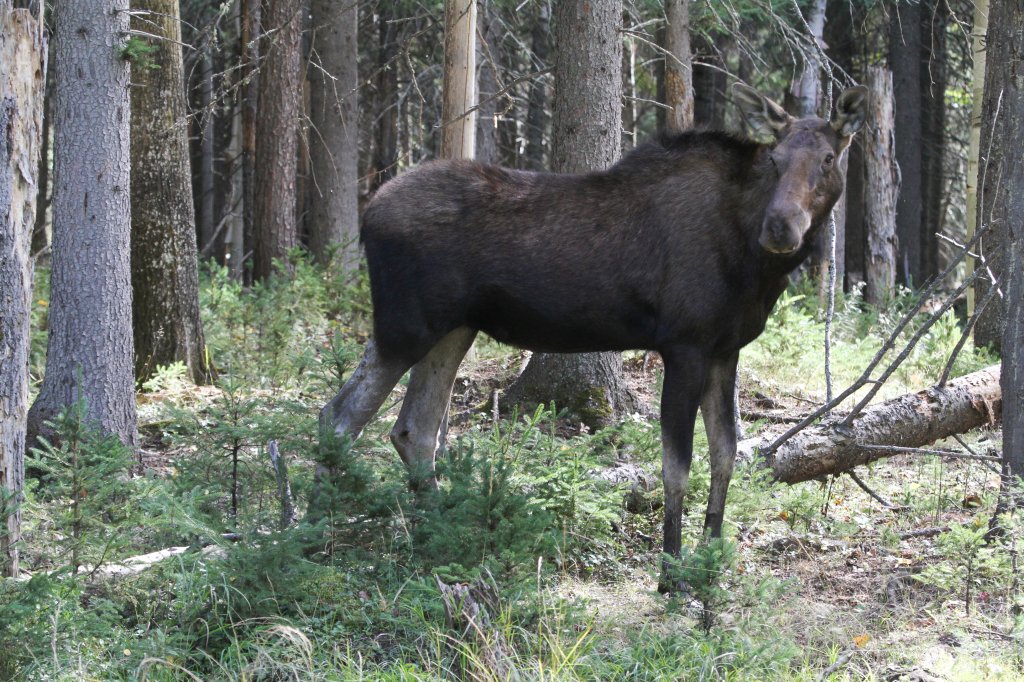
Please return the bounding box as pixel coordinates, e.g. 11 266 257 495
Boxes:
7 257 1019 681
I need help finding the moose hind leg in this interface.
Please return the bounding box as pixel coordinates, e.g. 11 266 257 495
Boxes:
319 338 411 446
700 353 739 539
391 327 477 490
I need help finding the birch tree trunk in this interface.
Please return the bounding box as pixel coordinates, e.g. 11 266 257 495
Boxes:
505 0 640 430
252 0 302 281
663 0 695 133
308 0 360 269
27 0 138 449
863 66 898 306
130 0 209 386
0 3 45 578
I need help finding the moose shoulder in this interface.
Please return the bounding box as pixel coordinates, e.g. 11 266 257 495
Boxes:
321 85 868 587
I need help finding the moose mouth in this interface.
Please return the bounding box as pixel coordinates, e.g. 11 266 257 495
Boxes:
761 243 800 255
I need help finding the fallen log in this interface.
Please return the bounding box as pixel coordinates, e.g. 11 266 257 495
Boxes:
739 365 1002 484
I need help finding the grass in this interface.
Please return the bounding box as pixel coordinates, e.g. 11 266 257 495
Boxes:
5 256 1020 681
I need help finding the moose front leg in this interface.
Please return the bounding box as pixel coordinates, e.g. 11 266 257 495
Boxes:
659 347 708 572
700 353 739 538
390 327 477 490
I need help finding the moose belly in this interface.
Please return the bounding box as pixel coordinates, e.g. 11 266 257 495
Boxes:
467 285 659 353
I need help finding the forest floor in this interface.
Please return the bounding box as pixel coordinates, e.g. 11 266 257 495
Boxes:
5 262 1022 681
448 351 1019 681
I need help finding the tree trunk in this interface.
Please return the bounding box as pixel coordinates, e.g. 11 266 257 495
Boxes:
965 0 988 317
1005 237 1023 484
370 7 399 189
791 0 825 118
863 66 898 306
441 0 476 159
31 27 52 255
0 4 45 578
129 0 209 386
252 0 302 281
524 0 550 171
890 0 923 286
692 31 727 129
505 0 638 430
240 0 259 282
27 0 137 449
826 1 864 290
796 0 841 303
198 51 217 258
979 0 1024 483
843 135 866 288
974 0 1010 352
663 0 695 133
919 0 946 281
475 0 504 164
307 0 360 269
738 366 1002 484
225 0 246 281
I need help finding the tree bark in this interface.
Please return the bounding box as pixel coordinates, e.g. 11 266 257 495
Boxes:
663 0 695 133
307 0 360 269
504 0 639 430
890 0 923 286
974 0 1012 352
475 0 504 164
31 26 52 255
197 51 217 258
964 0 988 317
919 0 946 282
980 0 1024 484
738 366 1002 484
370 6 399 189
240 0 259 282
442 0 477 160
27 0 138 449
524 0 551 170
129 0 209 386
863 66 898 306
692 31 727 129
0 4 45 578
791 0 825 118
252 0 302 281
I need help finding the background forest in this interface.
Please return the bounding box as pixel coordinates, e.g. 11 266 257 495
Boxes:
1 0 1023 680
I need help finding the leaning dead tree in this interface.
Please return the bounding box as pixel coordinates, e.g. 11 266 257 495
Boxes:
739 365 1002 484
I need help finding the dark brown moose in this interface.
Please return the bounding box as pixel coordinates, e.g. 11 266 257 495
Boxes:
321 84 868 585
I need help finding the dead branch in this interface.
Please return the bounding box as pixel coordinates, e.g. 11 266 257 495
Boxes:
268 440 297 530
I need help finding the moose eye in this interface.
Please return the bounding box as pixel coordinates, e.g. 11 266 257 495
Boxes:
823 153 835 167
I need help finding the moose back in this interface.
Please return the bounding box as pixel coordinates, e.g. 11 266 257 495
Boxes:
320 85 868 584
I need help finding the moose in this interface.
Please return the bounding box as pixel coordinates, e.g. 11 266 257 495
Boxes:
320 84 867 585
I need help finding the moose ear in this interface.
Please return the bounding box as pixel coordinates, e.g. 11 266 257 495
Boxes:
733 83 792 139
831 85 868 137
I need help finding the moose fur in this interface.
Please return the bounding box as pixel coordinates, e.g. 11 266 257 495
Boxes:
320 85 868 585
